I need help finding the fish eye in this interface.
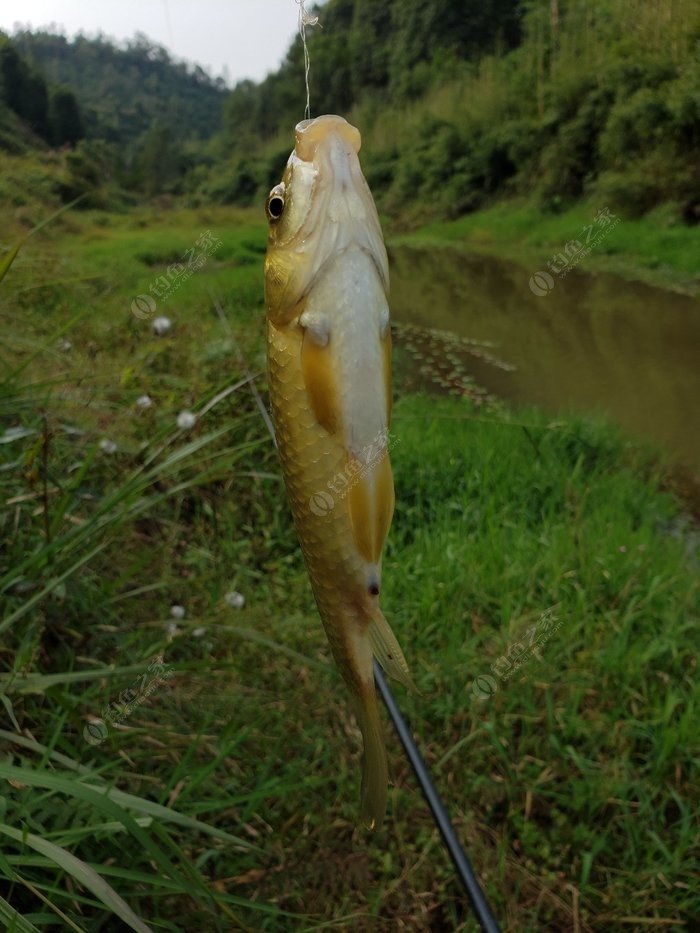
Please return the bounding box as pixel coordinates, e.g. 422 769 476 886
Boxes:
268 196 284 219
266 186 285 221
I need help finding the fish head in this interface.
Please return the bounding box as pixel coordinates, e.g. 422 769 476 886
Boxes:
264 114 389 323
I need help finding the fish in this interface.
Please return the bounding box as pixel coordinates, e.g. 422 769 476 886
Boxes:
264 114 413 829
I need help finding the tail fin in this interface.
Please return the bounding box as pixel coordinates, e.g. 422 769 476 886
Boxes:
355 684 388 830
355 607 414 829
344 605 412 829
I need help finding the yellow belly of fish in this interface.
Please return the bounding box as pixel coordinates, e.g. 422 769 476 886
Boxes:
266 317 369 686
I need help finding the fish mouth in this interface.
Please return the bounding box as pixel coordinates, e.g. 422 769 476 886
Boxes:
294 114 362 163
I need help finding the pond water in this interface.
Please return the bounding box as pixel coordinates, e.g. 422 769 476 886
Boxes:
389 245 700 470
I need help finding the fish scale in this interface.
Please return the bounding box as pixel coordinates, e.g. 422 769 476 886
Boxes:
267 320 363 618
265 115 413 828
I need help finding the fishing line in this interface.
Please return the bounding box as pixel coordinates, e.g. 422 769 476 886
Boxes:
295 0 321 120
162 0 174 47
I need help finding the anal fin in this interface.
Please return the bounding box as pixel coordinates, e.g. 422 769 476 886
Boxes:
367 605 415 692
348 451 395 565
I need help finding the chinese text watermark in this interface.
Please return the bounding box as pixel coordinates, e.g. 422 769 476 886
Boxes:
131 231 222 318
83 656 174 745
472 609 563 701
308 428 399 517
529 207 621 296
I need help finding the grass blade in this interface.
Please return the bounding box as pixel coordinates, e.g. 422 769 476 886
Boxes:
1 664 164 694
0 895 42 933
0 823 150 933
0 194 85 289
0 764 203 900
0 755 254 849
0 541 109 635
0 242 22 286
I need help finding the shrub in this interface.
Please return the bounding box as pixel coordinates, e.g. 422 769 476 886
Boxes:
204 159 261 206
538 86 615 208
363 147 400 198
599 87 674 164
593 146 693 218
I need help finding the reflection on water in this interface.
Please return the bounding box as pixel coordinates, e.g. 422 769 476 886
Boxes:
389 245 700 468
392 322 512 409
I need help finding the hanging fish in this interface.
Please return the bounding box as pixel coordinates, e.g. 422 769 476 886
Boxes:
264 114 413 829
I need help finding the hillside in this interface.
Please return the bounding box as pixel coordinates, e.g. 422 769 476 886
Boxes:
0 32 84 151
1 30 229 205
214 0 700 223
3 1 699 223
12 31 227 150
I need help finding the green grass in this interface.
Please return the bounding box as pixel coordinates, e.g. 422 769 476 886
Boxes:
1 204 698 929
392 199 700 296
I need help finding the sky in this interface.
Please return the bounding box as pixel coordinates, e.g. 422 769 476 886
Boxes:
0 1 317 85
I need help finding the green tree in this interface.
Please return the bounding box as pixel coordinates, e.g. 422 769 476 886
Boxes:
49 85 84 146
130 122 183 195
0 35 50 139
349 0 393 92
23 71 49 138
0 37 27 114
388 0 523 97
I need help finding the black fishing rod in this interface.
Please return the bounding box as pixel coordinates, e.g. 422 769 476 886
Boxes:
374 661 501 933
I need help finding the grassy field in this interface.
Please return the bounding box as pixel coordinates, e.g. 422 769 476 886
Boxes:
391 199 700 297
1 205 698 930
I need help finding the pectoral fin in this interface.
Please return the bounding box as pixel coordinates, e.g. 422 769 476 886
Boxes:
301 327 340 435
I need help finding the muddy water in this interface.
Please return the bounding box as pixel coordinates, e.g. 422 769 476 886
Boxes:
389 245 700 468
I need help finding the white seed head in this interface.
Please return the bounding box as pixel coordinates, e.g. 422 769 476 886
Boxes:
136 395 153 409
225 591 245 609
170 605 186 620
152 315 172 335
177 410 196 430
99 439 117 454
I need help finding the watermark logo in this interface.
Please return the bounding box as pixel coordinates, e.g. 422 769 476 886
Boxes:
472 609 562 701
130 230 222 319
472 674 498 700
83 720 109 746
83 656 174 745
528 271 555 297
309 491 335 516
131 294 157 319
529 207 621 297
306 428 399 517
